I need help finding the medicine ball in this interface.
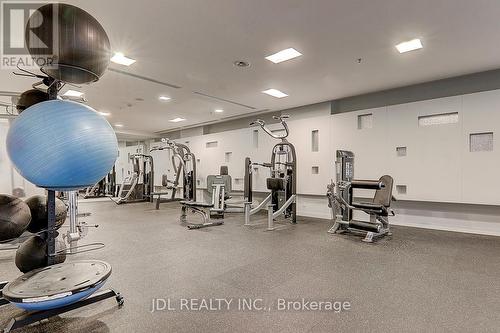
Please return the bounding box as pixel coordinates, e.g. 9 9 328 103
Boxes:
15 235 66 273
0 195 31 242
25 195 67 233
16 89 49 114
25 3 111 84
12 187 26 198
6 100 119 191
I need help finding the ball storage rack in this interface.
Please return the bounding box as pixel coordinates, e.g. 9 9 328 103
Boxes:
0 78 124 331
2 2 124 327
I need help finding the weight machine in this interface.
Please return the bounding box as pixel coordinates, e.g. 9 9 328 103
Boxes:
327 150 395 243
113 154 154 204
150 138 197 208
83 166 116 198
244 115 297 230
180 171 229 229
65 191 99 252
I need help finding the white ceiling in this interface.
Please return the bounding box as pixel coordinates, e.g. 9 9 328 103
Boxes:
1 0 500 136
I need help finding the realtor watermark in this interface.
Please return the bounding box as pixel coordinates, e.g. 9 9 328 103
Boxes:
150 298 351 313
1 1 56 69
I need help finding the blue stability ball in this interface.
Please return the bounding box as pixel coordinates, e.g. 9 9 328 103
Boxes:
6 100 118 191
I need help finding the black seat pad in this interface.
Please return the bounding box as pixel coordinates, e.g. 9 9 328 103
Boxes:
352 202 383 210
180 201 213 208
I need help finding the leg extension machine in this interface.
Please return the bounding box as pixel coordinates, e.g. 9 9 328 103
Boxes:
327 150 395 242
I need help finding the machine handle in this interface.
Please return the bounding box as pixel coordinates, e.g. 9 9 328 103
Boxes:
250 115 290 140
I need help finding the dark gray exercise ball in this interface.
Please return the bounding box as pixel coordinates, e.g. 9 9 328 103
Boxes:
12 187 26 198
16 89 49 114
0 195 31 242
15 235 66 273
25 195 67 233
25 3 111 84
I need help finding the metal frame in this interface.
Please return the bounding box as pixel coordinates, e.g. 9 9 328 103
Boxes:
0 285 123 333
244 115 297 229
180 180 227 230
327 150 394 243
114 154 154 204
153 138 197 209
83 166 116 199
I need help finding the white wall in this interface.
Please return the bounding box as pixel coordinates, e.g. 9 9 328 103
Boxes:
461 90 500 204
331 91 500 206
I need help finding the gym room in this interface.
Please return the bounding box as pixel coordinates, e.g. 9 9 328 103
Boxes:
0 1 499 332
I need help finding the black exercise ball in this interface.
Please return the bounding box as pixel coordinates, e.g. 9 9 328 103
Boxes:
15 235 66 273
25 3 111 84
12 187 26 198
25 195 67 233
16 89 49 114
0 195 31 242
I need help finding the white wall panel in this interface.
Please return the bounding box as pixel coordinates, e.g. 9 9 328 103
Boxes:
331 107 390 180
287 114 332 195
461 90 500 204
386 96 463 202
331 107 391 199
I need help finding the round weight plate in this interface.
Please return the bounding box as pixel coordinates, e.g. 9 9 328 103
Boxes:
3 260 112 307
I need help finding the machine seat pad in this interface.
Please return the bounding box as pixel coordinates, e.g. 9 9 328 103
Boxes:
352 202 386 213
152 192 171 196
180 201 214 208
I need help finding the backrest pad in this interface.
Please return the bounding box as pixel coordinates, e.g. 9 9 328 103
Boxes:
373 175 394 207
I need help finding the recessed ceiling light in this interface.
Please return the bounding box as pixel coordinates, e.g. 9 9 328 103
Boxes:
395 38 423 53
114 123 124 127
99 112 111 116
62 90 84 98
265 48 302 64
214 109 224 113
262 89 288 98
159 96 171 101
169 117 186 123
111 52 136 66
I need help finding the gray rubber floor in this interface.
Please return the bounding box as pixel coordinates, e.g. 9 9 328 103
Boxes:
1 200 499 333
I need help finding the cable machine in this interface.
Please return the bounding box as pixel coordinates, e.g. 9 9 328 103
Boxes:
244 115 297 230
152 138 197 208
83 166 116 198
113 154 154 204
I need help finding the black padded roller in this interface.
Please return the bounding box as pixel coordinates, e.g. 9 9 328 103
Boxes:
351 180 384 190
349 221 381 233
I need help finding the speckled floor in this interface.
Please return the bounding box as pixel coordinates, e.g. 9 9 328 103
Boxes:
0 200 499 332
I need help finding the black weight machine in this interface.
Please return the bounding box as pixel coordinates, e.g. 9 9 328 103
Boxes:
327 150 395 243
244 115 297 230
83 166 117 198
